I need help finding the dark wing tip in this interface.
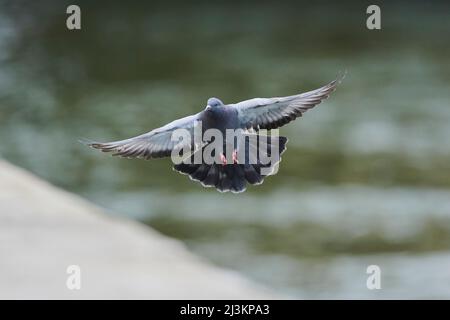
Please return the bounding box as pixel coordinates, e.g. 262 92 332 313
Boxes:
298 72 346 109
78 138 101 148
79 138 116 152
327 70 347 90
314 71 347 101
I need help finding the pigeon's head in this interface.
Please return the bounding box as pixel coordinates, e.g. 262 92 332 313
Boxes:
205 97 223 111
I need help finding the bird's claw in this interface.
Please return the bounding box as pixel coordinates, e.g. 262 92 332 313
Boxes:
232 150 238 164
220 153 227 166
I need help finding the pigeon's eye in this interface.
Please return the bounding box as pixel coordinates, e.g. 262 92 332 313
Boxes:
207 98 221 108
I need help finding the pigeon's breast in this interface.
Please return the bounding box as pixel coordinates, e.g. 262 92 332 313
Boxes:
201 107 239 133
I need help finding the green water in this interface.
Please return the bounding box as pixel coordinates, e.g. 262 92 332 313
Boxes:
1 1 450 298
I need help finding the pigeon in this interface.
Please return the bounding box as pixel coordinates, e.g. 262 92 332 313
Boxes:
84 75 344 193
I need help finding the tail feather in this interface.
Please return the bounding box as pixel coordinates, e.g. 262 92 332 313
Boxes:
243 164 263 185
231 165 246 192
173 135 288 193
202 164 220 187
217 169 233 192
190 163 210 181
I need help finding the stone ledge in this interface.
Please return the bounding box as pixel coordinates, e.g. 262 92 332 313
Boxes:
0 159 277 299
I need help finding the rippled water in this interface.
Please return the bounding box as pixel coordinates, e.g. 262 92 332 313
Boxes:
1 1 450 298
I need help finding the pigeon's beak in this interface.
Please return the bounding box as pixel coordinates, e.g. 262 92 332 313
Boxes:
205 105 212 111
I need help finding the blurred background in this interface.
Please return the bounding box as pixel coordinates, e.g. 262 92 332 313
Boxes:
1 0 450 298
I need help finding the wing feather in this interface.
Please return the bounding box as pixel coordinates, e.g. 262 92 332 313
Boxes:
84 113 200 159
233 74 344 130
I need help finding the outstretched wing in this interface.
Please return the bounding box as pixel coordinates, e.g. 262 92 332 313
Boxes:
84 113 201 159
232 75 344 130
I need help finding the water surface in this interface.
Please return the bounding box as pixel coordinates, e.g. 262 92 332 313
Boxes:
1 1 450 298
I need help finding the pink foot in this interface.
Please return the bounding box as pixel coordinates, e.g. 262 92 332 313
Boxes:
220 153 228 166
232 150 239 164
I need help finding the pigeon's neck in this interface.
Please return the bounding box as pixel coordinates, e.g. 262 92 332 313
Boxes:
203 107 222 123
202 107 236 132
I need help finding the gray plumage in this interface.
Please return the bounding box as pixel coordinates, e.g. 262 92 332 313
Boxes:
84 75 344 192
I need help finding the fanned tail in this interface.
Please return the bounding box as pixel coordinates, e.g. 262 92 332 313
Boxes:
173 135 288 193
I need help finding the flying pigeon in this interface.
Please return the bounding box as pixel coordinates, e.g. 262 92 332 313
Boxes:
84 75 343 193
